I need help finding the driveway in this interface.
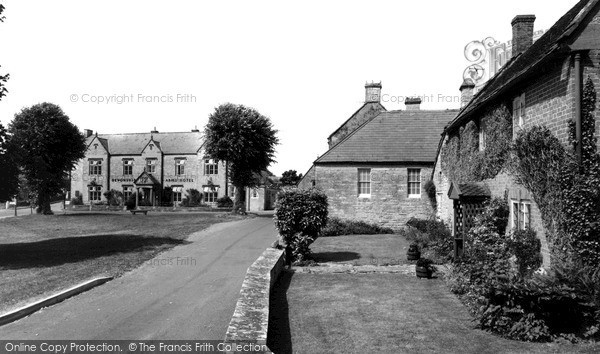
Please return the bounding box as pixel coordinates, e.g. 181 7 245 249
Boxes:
0 216 277 339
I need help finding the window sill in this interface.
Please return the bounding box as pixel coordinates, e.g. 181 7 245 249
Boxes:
408 195 421 199
358 194 371 199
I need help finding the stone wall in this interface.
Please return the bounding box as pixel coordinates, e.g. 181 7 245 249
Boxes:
311 164 435 231
224 248 285 353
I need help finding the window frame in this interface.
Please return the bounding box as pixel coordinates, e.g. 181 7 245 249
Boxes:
88 159 102 176
175 159 186 176
123 159 134 175
511 200 532 230
407 168 422 198
478 118 487 152
204 191 218 203
88 186 102 202
146 158 157 173
357 168 371 198
513 93 526 128
204 158 218 175
172 186 183 203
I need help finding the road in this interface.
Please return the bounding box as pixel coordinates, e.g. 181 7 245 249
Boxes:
0 216 277 340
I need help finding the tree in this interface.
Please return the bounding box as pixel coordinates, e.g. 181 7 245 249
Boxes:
0 4 8 101
280 169 303 186
8 103 86 214
204 103 278 212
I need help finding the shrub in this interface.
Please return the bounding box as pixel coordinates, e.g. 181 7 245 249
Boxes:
475 197 510 236
321 217 393 237
424 180 437 210
103 189 123 206
125 192 137 210
70 194 83 205
181 188 203 207
508 228 542 278
274 189 328 262
405 217 453 262
161 187 173 207
216 196 233 208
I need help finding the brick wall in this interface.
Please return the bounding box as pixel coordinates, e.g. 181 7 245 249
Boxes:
311 164 435 231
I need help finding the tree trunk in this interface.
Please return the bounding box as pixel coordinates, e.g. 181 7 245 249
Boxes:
233 184 246 214
36 192 53 215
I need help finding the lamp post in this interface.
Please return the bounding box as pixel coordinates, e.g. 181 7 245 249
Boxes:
13 194 17 217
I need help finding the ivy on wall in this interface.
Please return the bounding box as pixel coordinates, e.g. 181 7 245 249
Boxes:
441 104 512 183
511 77 600 265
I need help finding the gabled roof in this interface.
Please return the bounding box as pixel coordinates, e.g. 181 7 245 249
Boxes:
85 131 204 155
316 109 458 164
327 102 387 140
445 0 599 133
448 182 491 200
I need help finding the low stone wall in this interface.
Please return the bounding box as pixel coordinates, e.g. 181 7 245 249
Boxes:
224 248 285 353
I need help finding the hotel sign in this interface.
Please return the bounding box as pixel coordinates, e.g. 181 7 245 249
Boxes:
165 178 194 183
112 178 134 183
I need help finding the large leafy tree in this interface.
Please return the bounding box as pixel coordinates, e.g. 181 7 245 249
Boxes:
0 3 18 202
8 103 86 214
204 103 278 212
280 169 303 186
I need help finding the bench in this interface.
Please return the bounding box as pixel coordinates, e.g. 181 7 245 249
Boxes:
130 210 148 215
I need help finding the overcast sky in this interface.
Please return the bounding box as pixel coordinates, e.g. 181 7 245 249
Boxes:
0 0 580 176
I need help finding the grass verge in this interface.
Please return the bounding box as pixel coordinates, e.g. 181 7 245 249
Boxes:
0 212 237 314
278 272 600 354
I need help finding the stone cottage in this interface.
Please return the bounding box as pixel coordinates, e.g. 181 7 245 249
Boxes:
433 0 600 266
300 83 458 230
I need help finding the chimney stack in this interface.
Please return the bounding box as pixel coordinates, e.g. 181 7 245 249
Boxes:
191 126 200 133
151 127 159 134
365 81 382 103
84 129 93 138
405 97 422 111
460 78 476 108
511 15 536 57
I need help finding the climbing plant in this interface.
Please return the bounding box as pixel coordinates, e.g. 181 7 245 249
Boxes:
441 104 512 183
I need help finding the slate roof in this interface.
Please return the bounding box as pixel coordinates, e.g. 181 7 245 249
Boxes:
327 102 387 140
87 132 203 155
445 0 598 133
316 109 458 164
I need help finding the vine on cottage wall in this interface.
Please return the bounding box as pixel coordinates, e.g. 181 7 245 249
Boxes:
511 77 600 265
441 104 512 183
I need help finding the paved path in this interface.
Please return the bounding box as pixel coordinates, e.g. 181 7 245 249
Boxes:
0 217 277 340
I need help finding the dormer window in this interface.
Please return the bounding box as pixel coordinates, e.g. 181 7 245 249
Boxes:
146 158 157 173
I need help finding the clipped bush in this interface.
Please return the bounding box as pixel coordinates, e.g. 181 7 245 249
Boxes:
161 187 174 207
274 189 328 262
321 217 393 237
216 196 234 208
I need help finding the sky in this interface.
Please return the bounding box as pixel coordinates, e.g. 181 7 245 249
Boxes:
0 0 580 176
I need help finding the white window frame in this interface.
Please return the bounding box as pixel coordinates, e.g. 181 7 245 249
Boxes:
123 185 133 201
204 191 218 203
511 200 532 230
479 119 487 152
123 159 133 175
88 186 102 202
357 168 371 198
172 186 183 203
146 158 157 173
204 159 218 175
175 159 185 176
407 168 421 198
88 159 102 176
513 93 526 128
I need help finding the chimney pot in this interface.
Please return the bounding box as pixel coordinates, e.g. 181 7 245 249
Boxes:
511 15 536 57
84 129 93 138
365 81 382 103
405 97 422 110
151 127 159 134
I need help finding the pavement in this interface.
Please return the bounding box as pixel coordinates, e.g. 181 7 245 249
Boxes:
0 217 278 340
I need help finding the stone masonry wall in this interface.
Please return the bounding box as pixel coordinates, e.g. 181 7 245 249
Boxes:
313 165 435 231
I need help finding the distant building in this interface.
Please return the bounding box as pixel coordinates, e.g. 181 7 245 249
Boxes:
71 128 229 206
300 83 458 230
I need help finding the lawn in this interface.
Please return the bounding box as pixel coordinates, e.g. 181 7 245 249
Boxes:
310 234 411 266
270 272 600 354
0 212 236 314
